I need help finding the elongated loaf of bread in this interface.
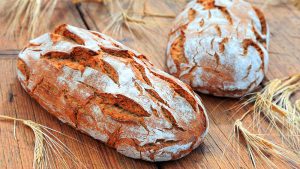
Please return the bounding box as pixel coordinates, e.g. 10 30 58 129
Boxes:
167 0 269 97
17 24 208 161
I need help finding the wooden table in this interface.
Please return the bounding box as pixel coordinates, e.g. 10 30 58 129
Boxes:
0 0 299 168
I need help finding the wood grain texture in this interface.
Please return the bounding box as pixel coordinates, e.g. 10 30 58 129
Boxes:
0 0 299 168
0 0 86 51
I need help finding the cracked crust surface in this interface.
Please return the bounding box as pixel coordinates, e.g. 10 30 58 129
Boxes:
167 0 270 97
17 24 209 162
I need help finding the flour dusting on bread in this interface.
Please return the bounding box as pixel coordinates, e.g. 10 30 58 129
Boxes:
17 24 208 161
167 0 269 97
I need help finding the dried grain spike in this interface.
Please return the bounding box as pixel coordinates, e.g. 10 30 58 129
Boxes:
232 116 300 168
0 115 86 169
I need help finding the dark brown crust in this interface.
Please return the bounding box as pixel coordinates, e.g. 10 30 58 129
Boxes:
17 59 30 81
253 7 268 47
188 8 197 22
253 7 267 35
197 0 215 10
216 6 233 24
242 39 265 71
169 31 187 77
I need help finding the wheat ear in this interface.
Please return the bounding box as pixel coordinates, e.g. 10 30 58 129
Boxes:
0 0 58 40
245 74 300 152
234 116 300 168
0 115 86 169
228 74 300 168
102 0 178 41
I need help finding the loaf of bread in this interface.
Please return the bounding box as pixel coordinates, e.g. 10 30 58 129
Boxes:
17 24 208 161
167 0 269 97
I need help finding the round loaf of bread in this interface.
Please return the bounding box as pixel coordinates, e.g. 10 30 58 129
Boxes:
17 24 208 161
167 0 269 97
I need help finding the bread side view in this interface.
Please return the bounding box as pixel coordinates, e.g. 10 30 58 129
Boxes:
17 24 208 161
167 0 270 97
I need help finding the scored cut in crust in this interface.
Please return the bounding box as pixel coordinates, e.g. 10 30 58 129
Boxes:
17 24 209 162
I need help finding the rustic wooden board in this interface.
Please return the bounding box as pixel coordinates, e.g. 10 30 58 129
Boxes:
0 0 299 169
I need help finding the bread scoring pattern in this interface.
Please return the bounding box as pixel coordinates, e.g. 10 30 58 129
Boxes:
17 24 208 161
167 0 270 97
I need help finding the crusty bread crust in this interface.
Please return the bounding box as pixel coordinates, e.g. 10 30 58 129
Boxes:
167 0 270 97
17 24 209 161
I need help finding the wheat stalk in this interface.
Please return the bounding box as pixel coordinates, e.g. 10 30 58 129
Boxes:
0 115 86 169
0 0 178 46
103 0 146 34
234 116 300 168
235 74 300 152
228 74 300 168
248 74 300 152
0 0 58 40
101 0 178 41
0 0 299 44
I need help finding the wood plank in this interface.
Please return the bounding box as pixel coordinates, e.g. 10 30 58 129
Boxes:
0 0 86 51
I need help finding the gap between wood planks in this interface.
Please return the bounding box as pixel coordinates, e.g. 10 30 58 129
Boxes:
0 50 19 56
75 3 91 30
